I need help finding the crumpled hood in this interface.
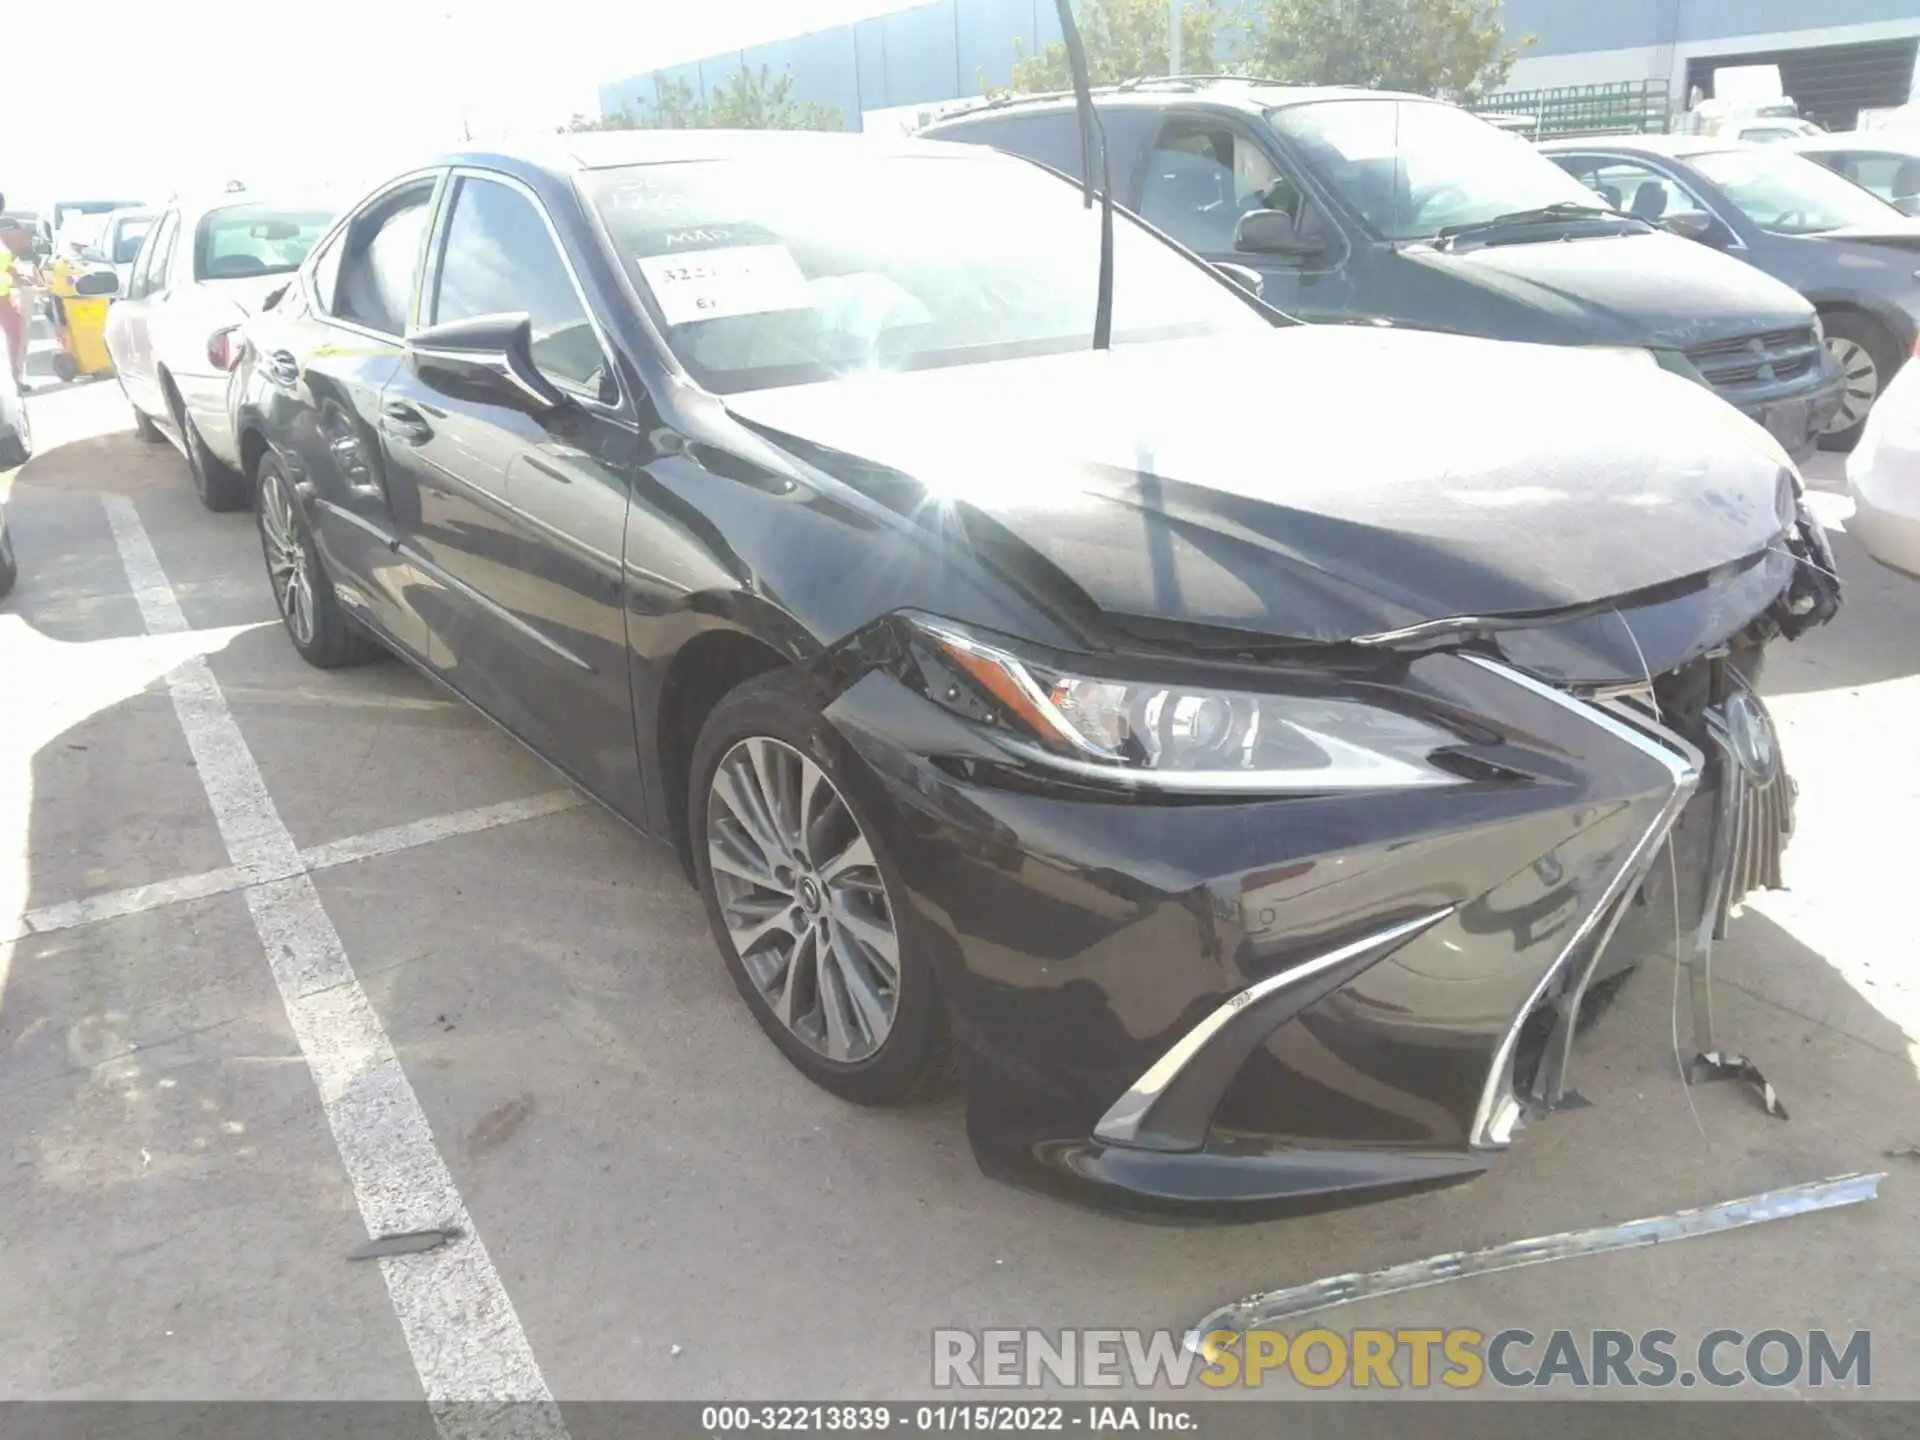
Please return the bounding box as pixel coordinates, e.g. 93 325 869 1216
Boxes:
722 326 1796 643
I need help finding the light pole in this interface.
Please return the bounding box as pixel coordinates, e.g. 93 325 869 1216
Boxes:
1170 0 1183 76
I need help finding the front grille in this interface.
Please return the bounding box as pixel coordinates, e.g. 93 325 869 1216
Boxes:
1686 326 1823 397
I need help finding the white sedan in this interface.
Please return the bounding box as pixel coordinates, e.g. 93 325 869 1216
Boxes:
105 196 335 509
1848 335 1920 577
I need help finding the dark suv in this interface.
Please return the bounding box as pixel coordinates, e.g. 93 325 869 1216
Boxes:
924 81 1844 459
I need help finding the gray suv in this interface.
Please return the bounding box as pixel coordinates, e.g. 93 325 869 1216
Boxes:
924 81 1845 459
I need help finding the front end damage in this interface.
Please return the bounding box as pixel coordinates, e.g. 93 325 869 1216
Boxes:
817 491 1839 1221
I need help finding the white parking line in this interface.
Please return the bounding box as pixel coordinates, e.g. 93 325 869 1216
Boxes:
12 789 584 941
103 496 568 1436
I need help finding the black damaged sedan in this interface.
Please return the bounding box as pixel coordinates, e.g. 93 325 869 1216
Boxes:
229 132 1838 1220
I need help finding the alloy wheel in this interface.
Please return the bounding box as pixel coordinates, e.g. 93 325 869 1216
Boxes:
259 469 316 647
706 736 901 1063
1824 335 1880 434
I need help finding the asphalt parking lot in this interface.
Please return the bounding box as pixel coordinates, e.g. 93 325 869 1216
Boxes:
3 374 1919 1405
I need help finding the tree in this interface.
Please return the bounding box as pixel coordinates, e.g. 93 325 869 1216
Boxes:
1245 0 1532 102
566 68 842 133
706 66 844 131
1007 0 1225 94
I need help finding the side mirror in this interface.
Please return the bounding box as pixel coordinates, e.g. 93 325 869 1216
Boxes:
405 311 564 413
1660 210 1733 247
1234 208 1322 258
1215 262 1262 296
73 270 119 297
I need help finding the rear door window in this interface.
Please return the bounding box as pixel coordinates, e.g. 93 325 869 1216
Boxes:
134 211 178 298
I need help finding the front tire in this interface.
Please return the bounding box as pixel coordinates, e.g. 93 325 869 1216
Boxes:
690 670 954 1106
1819 312 1901 452
256 455 382 668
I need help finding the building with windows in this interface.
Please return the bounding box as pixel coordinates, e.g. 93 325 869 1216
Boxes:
598 0 1920 134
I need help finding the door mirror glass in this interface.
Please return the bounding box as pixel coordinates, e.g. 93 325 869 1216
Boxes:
73 269 120 297
406 311 565 413
1235 208 1321 257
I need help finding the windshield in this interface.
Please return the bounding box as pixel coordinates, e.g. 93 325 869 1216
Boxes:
107 215 156 265
1270 98 1607 240
194 204 334 280
584 152 1267 394
1690 148 1902 233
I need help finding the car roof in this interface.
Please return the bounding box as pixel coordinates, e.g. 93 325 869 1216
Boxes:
1788 130 1919 154
428 128 989 179
1538 133 1746 160
928 78 1431 126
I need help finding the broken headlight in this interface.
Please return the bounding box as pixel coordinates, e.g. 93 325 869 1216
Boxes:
905 619 1466 794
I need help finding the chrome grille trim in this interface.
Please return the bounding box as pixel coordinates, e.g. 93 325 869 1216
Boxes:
1461 656 1702 1151
1686 326 1823 398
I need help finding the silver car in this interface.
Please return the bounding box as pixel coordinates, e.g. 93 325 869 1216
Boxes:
105 196 335 509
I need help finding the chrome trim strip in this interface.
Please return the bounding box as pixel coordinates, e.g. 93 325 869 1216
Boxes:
1093 907 1456 1146
1461 655 1702 1149
1185 1171 1882 1343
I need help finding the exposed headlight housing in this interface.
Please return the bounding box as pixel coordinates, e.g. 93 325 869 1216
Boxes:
904 620 1467 794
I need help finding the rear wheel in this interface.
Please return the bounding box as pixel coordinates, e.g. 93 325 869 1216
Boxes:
1819 312 1901 452
691 670 954 1105
179 405 248 511
256 455 382 668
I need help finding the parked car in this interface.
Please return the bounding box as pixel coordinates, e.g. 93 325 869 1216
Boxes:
1541 135 1920 449
231 132 1838 1219
1787 131 1920 215
1847 332 1920 577
105 195 335 509
93 207 160 295
923 83 1844 460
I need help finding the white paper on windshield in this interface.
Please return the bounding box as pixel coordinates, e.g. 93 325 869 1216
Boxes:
637 245 814 326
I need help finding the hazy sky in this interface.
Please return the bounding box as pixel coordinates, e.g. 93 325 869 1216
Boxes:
6 0 908 211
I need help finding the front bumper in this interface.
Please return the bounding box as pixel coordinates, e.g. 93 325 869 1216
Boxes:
1736 364 1846 462
823 646 1787 1222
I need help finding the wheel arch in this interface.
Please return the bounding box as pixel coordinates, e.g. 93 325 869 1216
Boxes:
653 623 802 879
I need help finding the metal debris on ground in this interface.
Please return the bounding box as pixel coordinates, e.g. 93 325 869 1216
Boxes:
346 1226 465 1261
1185 1171 1883 1345
1689 1049 1789 1118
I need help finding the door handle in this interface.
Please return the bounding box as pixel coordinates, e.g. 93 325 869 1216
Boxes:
380 400 433 444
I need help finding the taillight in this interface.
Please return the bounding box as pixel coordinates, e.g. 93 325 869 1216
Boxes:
208 325 243 371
